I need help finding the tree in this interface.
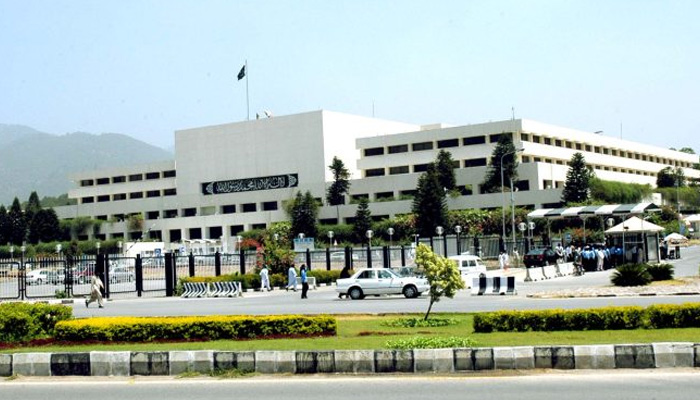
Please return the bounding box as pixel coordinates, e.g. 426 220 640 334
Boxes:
29 208 61 243
414 243 464 320
679 147 696 154
25 191 43 244
412 164 448 237
561 152 595 204
352 197 372 244
657 167 684 188
480 134 519 194
435 150 456 192
7 198 26 245
326 156 351 223
288 191 319 239
0 205 9 244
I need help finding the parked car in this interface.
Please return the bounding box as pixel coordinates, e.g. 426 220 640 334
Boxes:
523 248 559 268
335 268 429 300
448 253 488 276
330 252 359 262
390 265 421 278
109 266 135 283
26 269 62 285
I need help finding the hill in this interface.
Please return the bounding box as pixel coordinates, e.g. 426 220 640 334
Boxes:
0 124 173 206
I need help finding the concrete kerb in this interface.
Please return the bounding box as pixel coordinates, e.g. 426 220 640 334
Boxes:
2 344 699 376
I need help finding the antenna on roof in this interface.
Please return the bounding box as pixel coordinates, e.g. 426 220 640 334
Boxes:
511 107 515 120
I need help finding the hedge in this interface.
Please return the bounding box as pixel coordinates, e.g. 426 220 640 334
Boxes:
54 314 337 342
0 302 73 343
473 303 700 333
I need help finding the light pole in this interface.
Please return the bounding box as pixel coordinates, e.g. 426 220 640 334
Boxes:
9 245 14 260
436 226 446 256
96 242 101 255
56 243 62 257
501 148 524 251
117 240 123 257
327 231 334 248
366 230 373 268
518 222 527 266
236 235 243 253
454 225 462 254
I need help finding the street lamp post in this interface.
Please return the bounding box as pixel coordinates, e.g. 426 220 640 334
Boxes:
366 230 373 268
436 226 446 256
327 231 334 248
56 243 62 257
96 242 101 255
9 245 14 260
501 148 524 252
454 225 462 254
387 227 394 248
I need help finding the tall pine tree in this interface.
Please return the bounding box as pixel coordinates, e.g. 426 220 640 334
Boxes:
8 197 27 245
435 150 457 192
480 134 519 194
352 197 372 244
326 156 351 223
0 205 9 245
288 191 319 239
412 164 448 237
561 152 595 204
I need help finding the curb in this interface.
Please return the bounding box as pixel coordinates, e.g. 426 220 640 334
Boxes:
527 292 700 299
2 342 698 377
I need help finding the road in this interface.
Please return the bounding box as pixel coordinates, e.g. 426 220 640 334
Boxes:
2 371 699 399
72 245 700 318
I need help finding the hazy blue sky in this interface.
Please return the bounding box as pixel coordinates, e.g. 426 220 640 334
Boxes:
1 0 698 151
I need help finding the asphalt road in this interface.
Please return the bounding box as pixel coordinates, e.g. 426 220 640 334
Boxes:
72 246 700 318
2 371 699 400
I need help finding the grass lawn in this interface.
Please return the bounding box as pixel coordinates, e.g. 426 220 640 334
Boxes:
4 313 700 354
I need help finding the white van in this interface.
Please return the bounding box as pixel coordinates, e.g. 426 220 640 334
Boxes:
448 253 487 275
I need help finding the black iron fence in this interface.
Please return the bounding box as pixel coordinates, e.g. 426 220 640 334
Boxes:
0 235 545 301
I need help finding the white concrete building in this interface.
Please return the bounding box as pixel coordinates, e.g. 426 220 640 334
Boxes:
54 110 700 248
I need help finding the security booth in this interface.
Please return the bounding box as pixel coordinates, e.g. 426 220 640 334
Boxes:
604 216 663 264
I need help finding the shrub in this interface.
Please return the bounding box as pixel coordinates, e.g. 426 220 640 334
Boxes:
611 264 651 287
54 314 337 342
307 270 341 285
0 303 72 343
473 303 700 333
646 263 674 281
381 317 458 328
385 336 477 349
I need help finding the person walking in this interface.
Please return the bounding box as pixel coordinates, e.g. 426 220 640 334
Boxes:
260 265 271 292
286 265 297 292
498 251 509 271
300 264 309 299
85 274 104 308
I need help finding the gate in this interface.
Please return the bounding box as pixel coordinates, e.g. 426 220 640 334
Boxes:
0 261 21 300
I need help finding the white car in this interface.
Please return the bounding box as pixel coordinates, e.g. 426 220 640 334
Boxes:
330 252 359 262
448 254 488 275
25 269 62 285
336 268 429 300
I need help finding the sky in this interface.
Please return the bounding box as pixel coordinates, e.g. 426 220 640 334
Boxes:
1 0 699 151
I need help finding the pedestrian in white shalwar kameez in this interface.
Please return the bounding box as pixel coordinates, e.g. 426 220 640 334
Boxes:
286 265 297 291
85 275 104 308
260 266 271 291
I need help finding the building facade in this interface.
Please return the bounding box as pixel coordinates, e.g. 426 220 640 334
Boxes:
54 110 700 249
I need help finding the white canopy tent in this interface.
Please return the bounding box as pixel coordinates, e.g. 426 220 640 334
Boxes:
604 216 664 234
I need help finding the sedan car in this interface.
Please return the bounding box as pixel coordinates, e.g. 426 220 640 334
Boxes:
336 268 429 300
109 266 135 283
523 248 559 268
26 269 62 285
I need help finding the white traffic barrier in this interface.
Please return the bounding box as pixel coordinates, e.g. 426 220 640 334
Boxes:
181 282 241 298
471 277 516 295
525 267 546 282
543 265 558 279
181 282 207 298
558 262 574 276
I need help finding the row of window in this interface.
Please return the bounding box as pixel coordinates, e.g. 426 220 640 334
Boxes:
521 156 662 177
520 133 694 168
362 133 509 157
81 188 177 204
79 169 177 187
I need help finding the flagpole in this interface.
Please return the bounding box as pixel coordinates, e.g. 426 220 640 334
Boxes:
245 60 249 121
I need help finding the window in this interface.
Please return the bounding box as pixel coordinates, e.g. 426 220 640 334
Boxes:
544 138 552 145
585 145 592 152
80 179 94 187
490 132 511 143
437 138 458 148
81 197 95 204
375 191 394 200
262 201 278 211
365 168 385 177
146 211 159 220
520 134 529 142
183 208 197 217
463 158 487 167
163 170 176 178
96 215 108 221
555 139 562 147
252 223 267 230
222 204 236 214
389 165 409 175
522 156 531 163
164 209 178 218
594 146 601 153
112 176 126 183
163 188 177 196
189 228 202 240
209 226 223 239
113 193 127 201
128 174 143 182
230 225 244 235
576 143 582 150
97 195 109 202
463 136 486 145
400 190 416 199
351 194 369 201
96 177 109 185
129 192 143 199
357 270 376 279
388 144 408 154
242 203 257 212
413 163 429 172
146 172 160 180
565 141 573 149
146 190 160 198
532 135 541 144
363 147 384 157
412 141 433 151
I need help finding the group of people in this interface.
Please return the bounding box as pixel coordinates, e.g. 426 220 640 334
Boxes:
259 264 309 299
568 244 626 272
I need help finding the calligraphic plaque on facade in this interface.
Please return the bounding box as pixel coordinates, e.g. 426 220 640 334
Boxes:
201 173 298 195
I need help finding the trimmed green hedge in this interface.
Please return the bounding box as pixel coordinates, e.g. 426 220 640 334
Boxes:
473 303 700 333
54 314 337 342
0 303 73 343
